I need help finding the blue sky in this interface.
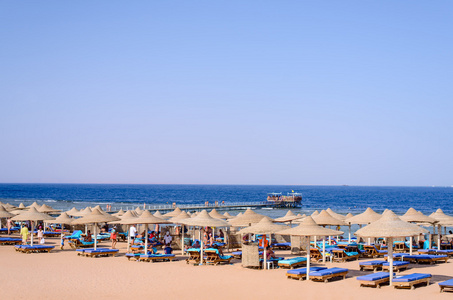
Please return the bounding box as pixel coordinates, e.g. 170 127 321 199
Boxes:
1 1 452 186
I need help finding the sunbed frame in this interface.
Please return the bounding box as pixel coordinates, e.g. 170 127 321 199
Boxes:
204 249 233 265
14 245 54 253
278 259 307 269
139 255 175 263
358 277 389 288
186 250 202 265
382 263 409 273
77 249 118 258
310 270 348 283
393 277 430 290
332 249 359 262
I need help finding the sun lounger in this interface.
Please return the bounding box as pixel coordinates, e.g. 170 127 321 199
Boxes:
278 257 307 269
76 248 119 258
286 267 327 281
186 248 202 265
382 261 410 272
362 245 387 258
68 238 95 249
357 272 393 288
139 253 175 262
204 248 233 265
0 237 22 245
64 230 83 239
439 278 453 293
384 253 407 261
310 248 323 261
403 254 448 264
359 260 386 272
436 249 453 257
332 249 359 262
14 245 55 253
393 273 431 290
126 253 141 261
272 242 291 250
0 227 19 234
309 267 349 283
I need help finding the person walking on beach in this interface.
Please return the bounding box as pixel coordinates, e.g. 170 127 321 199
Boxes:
37 226 44 244
129 225 137 246
7 218 14 235
20 223 29 245
111 227 117 249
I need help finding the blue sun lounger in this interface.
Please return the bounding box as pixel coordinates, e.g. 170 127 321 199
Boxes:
357 272 393 288
14 245 55 253
278 257 307 269
384 253 407 261
76 248 119 257
139 253 175 262
382 260 409 272
393 273 431 290
439 278 453 293
286 266 327 280
309 267 349 282
64 230 83 239
0 237 22 245
403 254 448 264
359 260 386 271
436 249 453 257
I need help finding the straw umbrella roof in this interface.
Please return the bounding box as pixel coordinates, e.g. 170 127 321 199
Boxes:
46 212 73 224
163 207 182 218
109 210 138 224
65 207 80 216
72 208 120 225
0 205 15 218
326 208 347 220
277 216 344 236
112 208 125 217
11 207 55 221
8 210 26 215
274 210 300 223
38 204 61 213
429 209 453 225
355 210 428 238
400 208 437 224
228 209 268 227
345 213 353 219
27 202 40 209
169 211 191 223
238 217 288 235
153 211 167 219
311 210 319 217
312 210 346 226
4 203 17 211
209 209 228 219
180 210 230 227
72 207 92 217
18 203 27 209
345 207 381 225
121 210 169 225
223 212 233 219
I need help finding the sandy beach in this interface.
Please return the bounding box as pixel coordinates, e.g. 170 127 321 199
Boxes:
1 236 451 300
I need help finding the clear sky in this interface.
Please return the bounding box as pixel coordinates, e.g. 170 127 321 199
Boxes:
1 1 452 186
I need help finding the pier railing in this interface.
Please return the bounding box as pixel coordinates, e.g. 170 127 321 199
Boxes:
113 201 270 212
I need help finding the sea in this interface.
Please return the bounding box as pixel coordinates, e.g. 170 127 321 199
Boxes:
1 184 452 217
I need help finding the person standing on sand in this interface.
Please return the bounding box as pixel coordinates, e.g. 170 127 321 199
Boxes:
111 227 117 249
7 218 13 235
20 223 29 245
129 225 137 246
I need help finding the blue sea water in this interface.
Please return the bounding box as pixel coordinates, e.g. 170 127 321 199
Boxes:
0 184 452 217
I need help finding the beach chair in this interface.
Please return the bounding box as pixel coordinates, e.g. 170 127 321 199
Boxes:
439 278 453 293
68 238 95 249
64 230 83 240
0 237 22 245
384 253 407 261
362 245 387 258
204 248 233 265
278 257 307 269
436 249 453 257
357 272 393 288
14 245 55 253
186 248 202 265
286 267 327 281
359 260 386 272
310 248 323 262
139 253 176 263
125 253 141 261
403 254 448 264
392 273 431 290
332 249 359 262
272 242 291 250
309 267 349 283
382 261 410 273
76 248 119 258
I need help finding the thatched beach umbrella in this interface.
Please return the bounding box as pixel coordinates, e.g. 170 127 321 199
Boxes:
428 208 453 248
46 212 74 249
11 207 55 246
345 207 382 243
65 207 80 217
27 202 40 209
277 217 343 279
326 208 347 221
355 210 428 285
311 210 319 217
72 207 92 217
345 213 353 219
163 207 182 218
312 210 346 261
209 209 228 220
112 208 125 217
109 210 138 252
17 203 27 210
223 212 233 219
153 211 167 219
122 210 169 255
0 205 15 229
400 208 437 253
72 208 120 250
274 210 299 223
239 218 288 270
228 209 268 227
180 210 230 265
169 211 191 255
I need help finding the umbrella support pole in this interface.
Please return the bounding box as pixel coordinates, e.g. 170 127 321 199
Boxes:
322 236 326 263
181 226 184 255
409 236 413 255
31 221 34 246
348 225 351 243
94 223 97 250
388 237 394 285
306 237 311 280
144 224 148 254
